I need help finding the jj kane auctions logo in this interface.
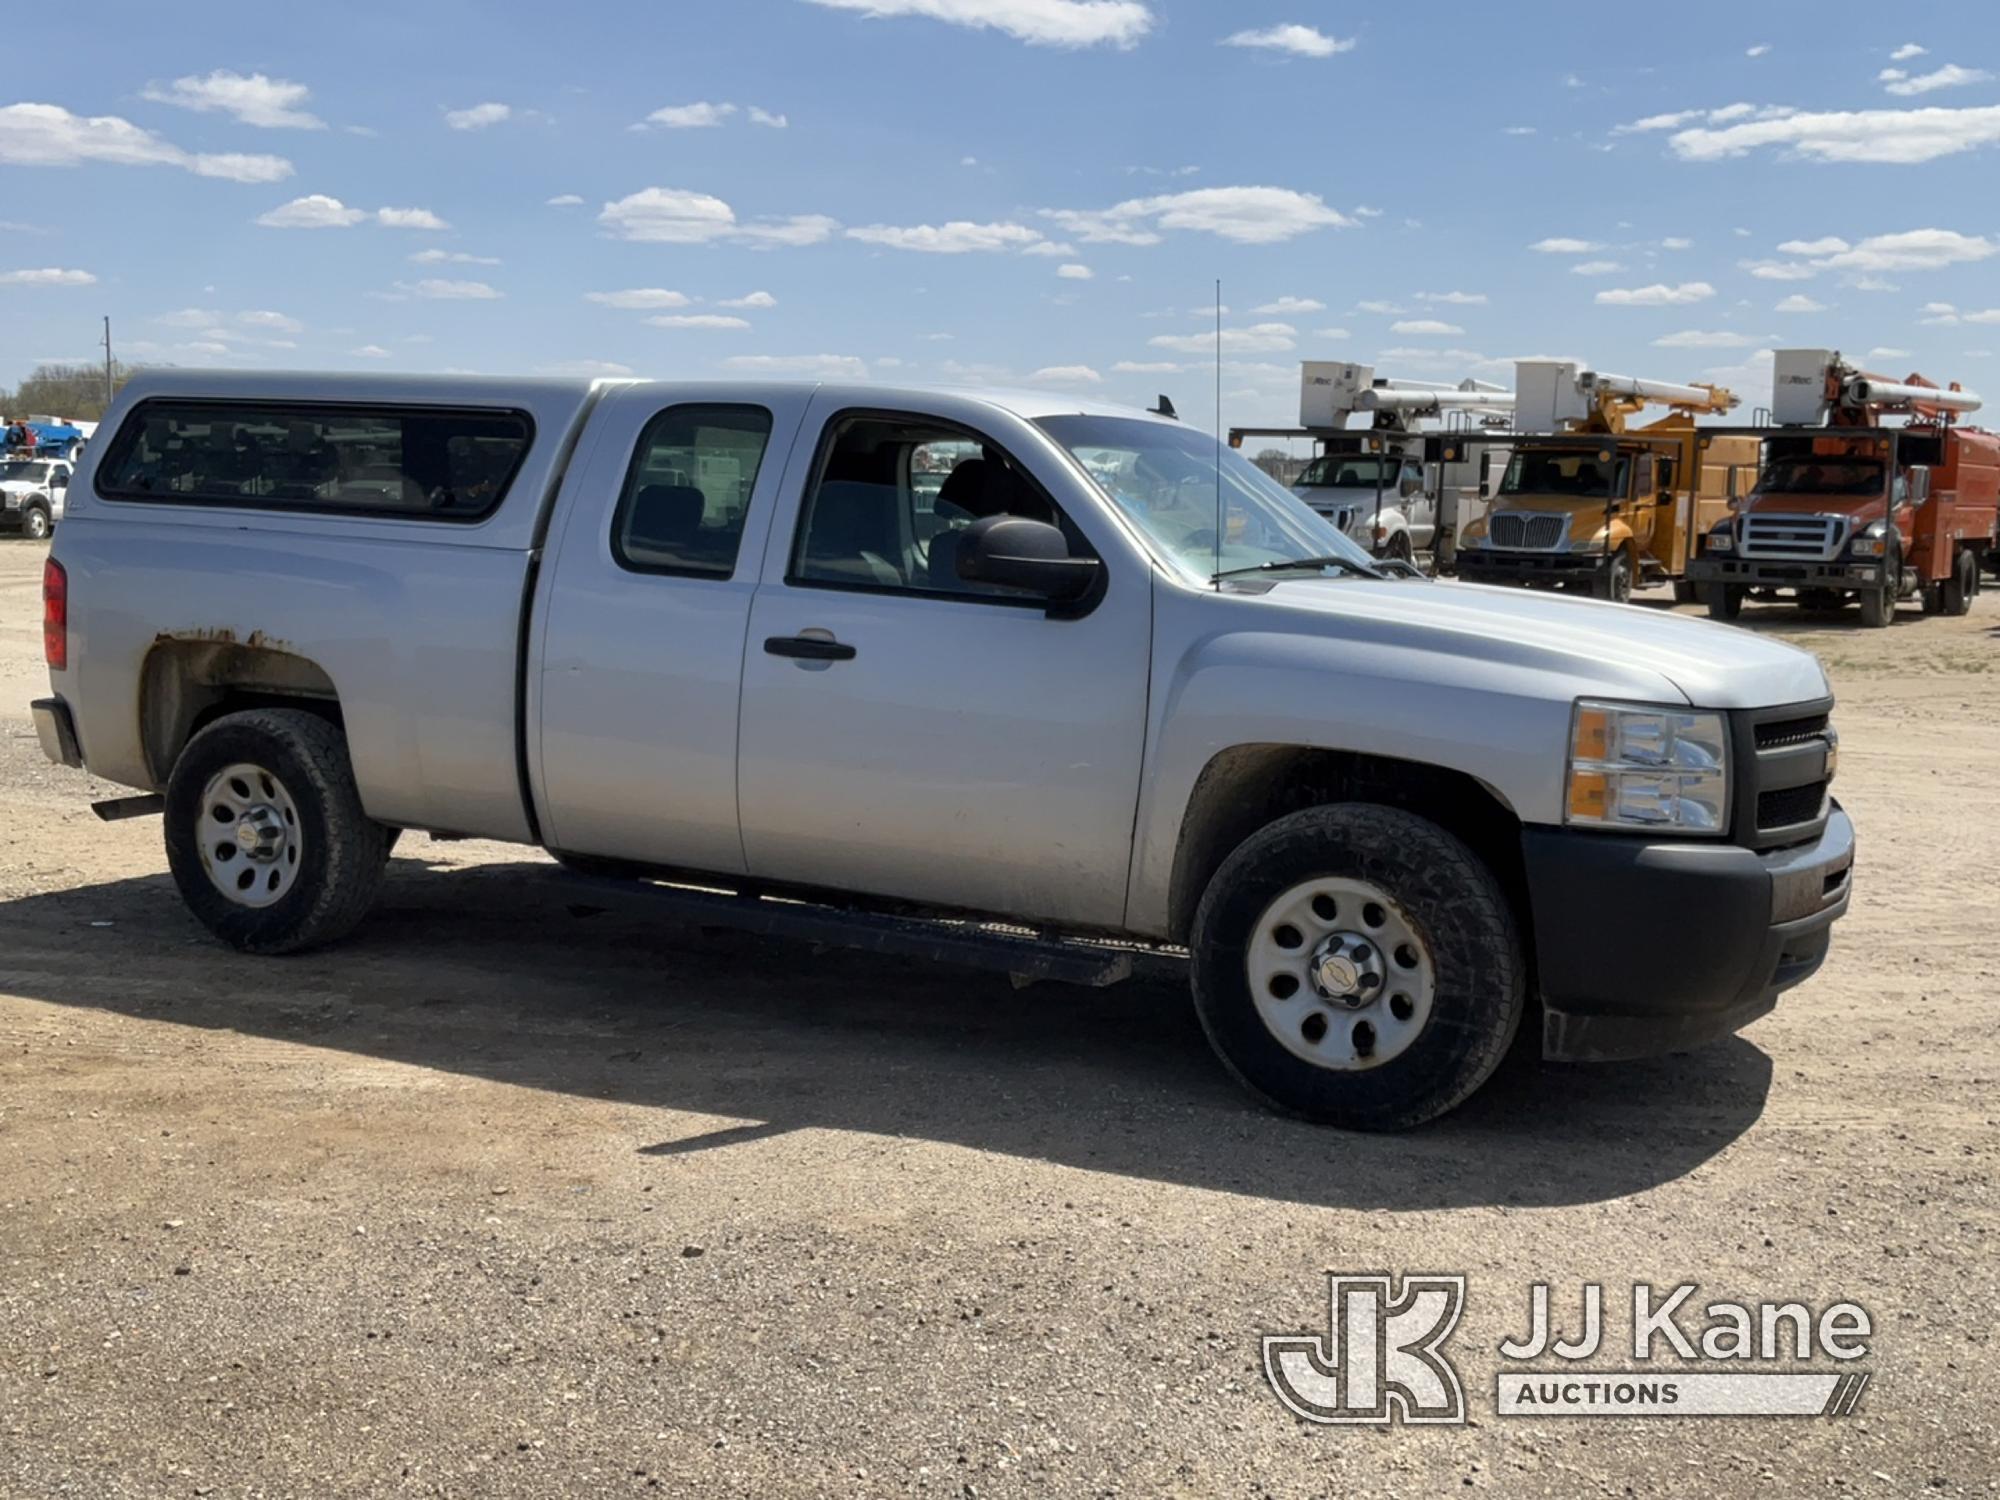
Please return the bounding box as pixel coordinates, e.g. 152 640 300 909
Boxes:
1264 1274 1873 1424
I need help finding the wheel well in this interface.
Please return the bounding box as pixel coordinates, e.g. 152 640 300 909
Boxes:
1166 745 1528 946
140 639 342 786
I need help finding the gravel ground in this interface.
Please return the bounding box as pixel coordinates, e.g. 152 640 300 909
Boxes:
1 537 1994 1497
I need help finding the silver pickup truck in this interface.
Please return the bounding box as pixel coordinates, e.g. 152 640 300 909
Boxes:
33 371 1854 1129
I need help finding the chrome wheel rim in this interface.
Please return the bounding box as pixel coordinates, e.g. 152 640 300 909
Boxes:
1246 876 1436 1071
196 762 304 908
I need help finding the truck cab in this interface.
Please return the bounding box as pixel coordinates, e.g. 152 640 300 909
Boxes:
0 454 70 538
1291 444 1431 557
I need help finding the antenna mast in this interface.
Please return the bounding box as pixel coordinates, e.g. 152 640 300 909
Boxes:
1213 278 1222 591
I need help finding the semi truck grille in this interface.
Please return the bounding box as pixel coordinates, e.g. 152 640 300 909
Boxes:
1758 782 1828 831
1740 514 1846 562
1754 713 1830 751
1489 512 1567 551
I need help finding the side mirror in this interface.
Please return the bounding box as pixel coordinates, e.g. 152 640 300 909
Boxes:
1907 466 1930 503
956 515 1100 603
1399 474 1424 500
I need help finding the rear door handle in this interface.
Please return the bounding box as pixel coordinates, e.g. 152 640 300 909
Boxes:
764 634 857 662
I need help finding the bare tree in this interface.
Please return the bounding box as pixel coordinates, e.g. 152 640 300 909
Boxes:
1251 447 1306 486
2 361 140 422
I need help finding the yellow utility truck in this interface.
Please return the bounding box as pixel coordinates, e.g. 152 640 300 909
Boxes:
1457 361 1758 602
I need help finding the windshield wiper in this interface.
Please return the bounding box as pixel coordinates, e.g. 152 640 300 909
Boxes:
1211 554 1381 581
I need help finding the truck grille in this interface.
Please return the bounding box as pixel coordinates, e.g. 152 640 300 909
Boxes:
1731 699 1835 850
1489 512 1568 551
1755 713 1830 751
1758 782 1829 832
1739 514 1846 562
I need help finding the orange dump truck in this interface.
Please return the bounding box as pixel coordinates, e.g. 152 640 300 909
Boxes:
1690 350 1997 626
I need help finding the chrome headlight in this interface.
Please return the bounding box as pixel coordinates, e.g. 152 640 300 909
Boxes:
1848 522 1888 559
1706 524 1734 553
1566 700 1730 834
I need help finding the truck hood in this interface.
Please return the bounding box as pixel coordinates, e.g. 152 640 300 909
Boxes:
0 479 47 496
1248 575 1830 710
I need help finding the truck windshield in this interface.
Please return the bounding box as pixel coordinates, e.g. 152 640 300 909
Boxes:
1 462 50 483
1036 414 1375 582
1499 451 1626 498
1755 457 1884 496
1295 455 1393 489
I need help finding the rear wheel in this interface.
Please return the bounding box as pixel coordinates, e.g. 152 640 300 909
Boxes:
1941 549 1976 617
1706 583 1744 621
21 503 50 541
1671 579 1701 605
164 708 389 953
1189 804 1524 1130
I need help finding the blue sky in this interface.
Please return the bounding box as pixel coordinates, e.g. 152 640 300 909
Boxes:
5 0 2000 433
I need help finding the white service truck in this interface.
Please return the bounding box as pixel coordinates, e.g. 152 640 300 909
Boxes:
35 371 1853 1129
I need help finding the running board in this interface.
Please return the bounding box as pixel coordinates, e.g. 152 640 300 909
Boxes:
549 869 1180 988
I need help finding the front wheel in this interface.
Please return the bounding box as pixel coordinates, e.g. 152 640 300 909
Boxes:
1189 804 1524 1130
1706 583 1743 621
1592 549 1633 603
1859 583 1896 628
164 707 390 953
21 504 50 541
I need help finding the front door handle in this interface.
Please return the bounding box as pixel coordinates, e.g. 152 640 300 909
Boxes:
764 634 857 662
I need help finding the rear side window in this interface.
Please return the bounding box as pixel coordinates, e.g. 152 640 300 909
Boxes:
611 404 773 578
95 400 532 521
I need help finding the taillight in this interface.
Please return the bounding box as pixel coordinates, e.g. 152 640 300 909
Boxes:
43 557 66 671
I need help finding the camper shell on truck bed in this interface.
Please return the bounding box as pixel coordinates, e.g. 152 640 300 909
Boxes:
35 369 1853 1129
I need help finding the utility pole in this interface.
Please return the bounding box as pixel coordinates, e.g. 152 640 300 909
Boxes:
101 316 114 410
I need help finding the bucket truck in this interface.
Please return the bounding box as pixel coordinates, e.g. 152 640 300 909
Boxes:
1227 361 1512 569
1454 361 1756 603
1687 350 1998 626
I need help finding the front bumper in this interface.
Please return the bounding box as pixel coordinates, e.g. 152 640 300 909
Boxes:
1687 554 1884 590
31 696 83 769
1523 805 1854 1062
1458 549 1609 585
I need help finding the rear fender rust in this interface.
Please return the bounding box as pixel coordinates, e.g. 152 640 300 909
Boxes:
139 634 339 784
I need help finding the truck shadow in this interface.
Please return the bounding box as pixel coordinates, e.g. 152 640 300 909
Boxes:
1 857 1773 1211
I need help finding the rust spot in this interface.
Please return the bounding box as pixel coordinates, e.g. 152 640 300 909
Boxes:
152 626 294 654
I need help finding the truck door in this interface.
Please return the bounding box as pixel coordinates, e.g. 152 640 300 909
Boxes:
532 384 814 872
734 397 1151 928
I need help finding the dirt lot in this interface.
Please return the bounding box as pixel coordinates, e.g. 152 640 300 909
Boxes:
1 536 1994 1497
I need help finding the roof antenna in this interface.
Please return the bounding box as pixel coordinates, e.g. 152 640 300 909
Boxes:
1213 276 1223 591
1148 393 1178 419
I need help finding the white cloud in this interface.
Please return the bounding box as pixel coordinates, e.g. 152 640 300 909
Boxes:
1390 319 1465 335
376 206 448 230
1570 260 1623 275
1745 43 1770 58
1595 281 1716 306
1661 236 1693 250
1503 126 1536 136
238 308 302 332
1353 204 1384 217
143 71 323 129
1112 360 1182 373
1920 302 1959 325
1253 295 1325 314
1355 300 1405 315
643 102 738 129
411 248 500 265
720 353 869 379
848 220 1045 252
540 359 636 377
546 193 584 207
0 102 293 182
1020 240 1076 257
1776 236 1849 255
258 193 367 228
399 278 502 299
1774 294 1826 313
1667 103 2000 165
1618 110 1702 133
0 266 95 285
1740 259 1815 281
718 290 778 308
1652 329 1762 348
1965 309 2000 325
351 344 391 358
1852 275 1899 292
1414 290 1486 305
798 0 1151 49
1149 322 1296 354
1529 237 1604 253
1890 43 1927 62
1812 229 1994 272
1883 64 1991 97
598 187 837 246
1043 185 1351 245
445 102 512 130
647 313 752 330
1056 262 1093 279
585 288 691 309
155 307 220 328
1313 326 1352 340
748 106 789 128
1220 24 1354 58
1028 363 1102 383
1867 347 1912 361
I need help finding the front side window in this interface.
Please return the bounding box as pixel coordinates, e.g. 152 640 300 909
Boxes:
1755 456 1885 496
1038 414 1370 582
792 413 1075 599
96 400 531 519
1499 451 1627 499
612 404 773 577
1295 455 1394 489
